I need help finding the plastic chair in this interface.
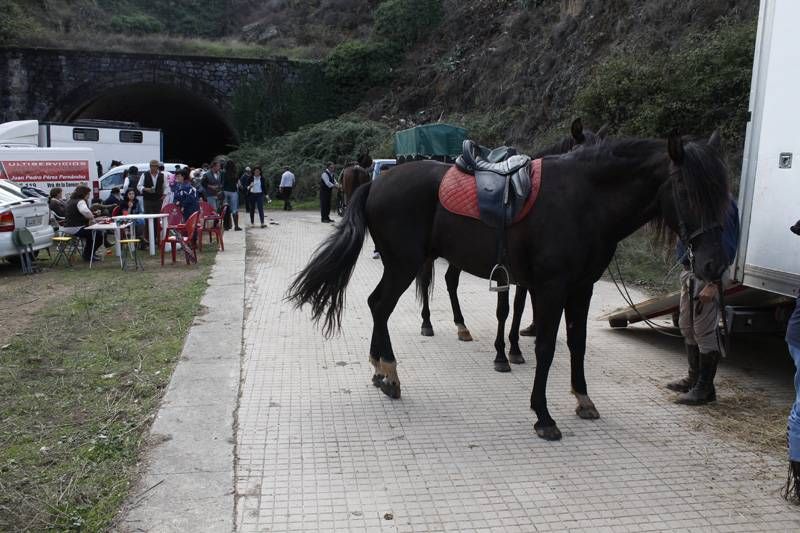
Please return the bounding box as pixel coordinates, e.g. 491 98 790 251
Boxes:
203 204 226 251
111 205 120 217
161 211 200 266
51 233 82 267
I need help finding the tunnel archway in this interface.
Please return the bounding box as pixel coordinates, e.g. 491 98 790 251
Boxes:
62 83 239 166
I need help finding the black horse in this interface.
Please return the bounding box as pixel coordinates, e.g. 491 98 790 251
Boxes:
416 119 608 376
289 133 730 440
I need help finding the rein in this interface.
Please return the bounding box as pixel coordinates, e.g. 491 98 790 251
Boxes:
607 169 730 344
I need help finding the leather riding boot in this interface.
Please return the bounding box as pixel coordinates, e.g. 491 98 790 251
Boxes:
666 343 700 393
519 322 536 336
675 350 719 405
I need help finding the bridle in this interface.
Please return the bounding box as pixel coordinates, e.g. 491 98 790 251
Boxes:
668 166 730 356
668 167 722 269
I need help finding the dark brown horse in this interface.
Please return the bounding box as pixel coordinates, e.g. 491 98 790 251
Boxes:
340 151 373 210
289 132 730 441
417 119 608 373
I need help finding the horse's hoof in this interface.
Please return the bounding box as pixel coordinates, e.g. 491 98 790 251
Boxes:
508 352 525 365
420 326 434 337
576 405 600 420
372 374 384 387
457 330 473 342
379 379 401 399
535 424 562 441
494 361 511 373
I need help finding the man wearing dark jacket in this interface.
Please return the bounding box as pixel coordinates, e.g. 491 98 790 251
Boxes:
319 161 338 223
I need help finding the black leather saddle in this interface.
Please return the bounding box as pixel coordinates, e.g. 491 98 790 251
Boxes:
455 140 532 228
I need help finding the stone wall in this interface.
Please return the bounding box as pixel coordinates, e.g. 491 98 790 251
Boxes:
0 47 326 135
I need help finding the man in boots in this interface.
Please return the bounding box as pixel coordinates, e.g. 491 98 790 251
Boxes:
667 196 739 405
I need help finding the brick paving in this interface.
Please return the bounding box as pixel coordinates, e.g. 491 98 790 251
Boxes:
236 211 800 532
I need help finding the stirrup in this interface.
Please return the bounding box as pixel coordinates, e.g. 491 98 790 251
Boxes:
489 264 510 293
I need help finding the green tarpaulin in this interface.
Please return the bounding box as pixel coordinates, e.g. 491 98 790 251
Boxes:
394 123 468 158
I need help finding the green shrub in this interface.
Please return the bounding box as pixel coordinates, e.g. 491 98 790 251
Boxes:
229 117 392 200
109 13 165 34
324 39 401 88
575 21 756 177
0 0 39 45
373 0 443 50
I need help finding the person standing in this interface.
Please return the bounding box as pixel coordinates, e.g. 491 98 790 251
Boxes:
239 166 253 220
247 166 267 228
137 160 168 214
319 161 338 223
202 161 222 210
173 168 199 222
222 160 242 231
784 220 800 502
279 166 295 211
666 196 740 405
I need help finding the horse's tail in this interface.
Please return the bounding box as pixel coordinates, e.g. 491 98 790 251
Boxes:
287 181 371 337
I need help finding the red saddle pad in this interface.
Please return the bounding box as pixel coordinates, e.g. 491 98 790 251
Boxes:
438 158 542 224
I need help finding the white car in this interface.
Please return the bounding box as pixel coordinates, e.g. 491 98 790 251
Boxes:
371 159 396 180
0 180 54 262
98 162 187 201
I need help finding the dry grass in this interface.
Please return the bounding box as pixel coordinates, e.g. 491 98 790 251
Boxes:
689 378 787 458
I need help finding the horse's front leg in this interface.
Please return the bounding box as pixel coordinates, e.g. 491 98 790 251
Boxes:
493 288 511 372
445 265 473 341
531 281 566 440
566 283 600 420
508 285 527 364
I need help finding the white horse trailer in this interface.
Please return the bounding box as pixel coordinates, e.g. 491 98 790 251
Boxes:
735 0 800 298
38 121 163 175
602 0 798 332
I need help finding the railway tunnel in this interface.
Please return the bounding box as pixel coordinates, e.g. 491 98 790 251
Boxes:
60 82 239 166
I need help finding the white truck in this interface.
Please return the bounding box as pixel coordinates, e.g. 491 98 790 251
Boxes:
603 0 798 333
0 119 163 176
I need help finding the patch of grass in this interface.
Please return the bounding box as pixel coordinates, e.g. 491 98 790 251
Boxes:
0 250 216 532
606 228 681 296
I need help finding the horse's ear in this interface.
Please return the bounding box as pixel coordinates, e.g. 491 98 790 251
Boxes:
597 124 610 140
571 117 585 143
708 130 722 151
667 131 685 164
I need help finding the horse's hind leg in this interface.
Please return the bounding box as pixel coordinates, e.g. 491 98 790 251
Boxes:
445 265 473 341
418 259 434 336
565 283 600 420
369 263 419 399
508 286 527 364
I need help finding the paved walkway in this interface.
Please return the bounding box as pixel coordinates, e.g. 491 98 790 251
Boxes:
235 211 800 532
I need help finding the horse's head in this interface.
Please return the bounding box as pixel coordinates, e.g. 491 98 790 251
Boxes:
535 118 609 157
357 149 373 170
661 131 731 282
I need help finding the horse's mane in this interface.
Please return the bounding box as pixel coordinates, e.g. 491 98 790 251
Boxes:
563 136 730 245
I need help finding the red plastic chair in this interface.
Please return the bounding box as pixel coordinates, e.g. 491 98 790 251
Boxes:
111 205 120 217
162 204 186 235
202 204 226 251
198 201 221 251
161 211 200 266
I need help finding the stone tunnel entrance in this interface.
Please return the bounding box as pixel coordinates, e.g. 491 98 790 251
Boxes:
64 83 239 166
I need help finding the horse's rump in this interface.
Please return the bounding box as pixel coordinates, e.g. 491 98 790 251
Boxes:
438 158 542 224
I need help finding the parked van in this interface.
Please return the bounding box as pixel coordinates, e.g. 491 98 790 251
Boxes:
97 162 187 202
